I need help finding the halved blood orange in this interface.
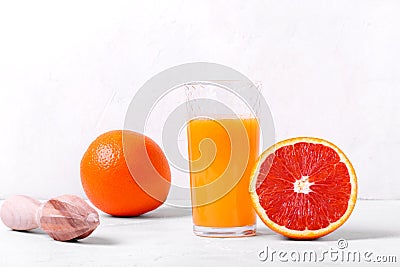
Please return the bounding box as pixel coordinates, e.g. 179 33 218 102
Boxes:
250 137 357 239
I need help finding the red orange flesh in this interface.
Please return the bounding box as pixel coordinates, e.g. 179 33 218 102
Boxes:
250 137 357 239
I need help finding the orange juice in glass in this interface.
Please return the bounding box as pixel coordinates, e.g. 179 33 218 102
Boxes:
186 82 260 237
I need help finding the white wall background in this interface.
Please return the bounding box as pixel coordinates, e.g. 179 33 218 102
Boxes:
0 0 399 200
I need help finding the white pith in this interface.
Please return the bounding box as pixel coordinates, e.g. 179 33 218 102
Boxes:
293 176 314 194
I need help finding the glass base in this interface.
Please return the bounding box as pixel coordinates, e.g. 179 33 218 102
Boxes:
193 224 256 238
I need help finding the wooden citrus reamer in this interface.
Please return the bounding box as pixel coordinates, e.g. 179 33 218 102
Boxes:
0 194 100 241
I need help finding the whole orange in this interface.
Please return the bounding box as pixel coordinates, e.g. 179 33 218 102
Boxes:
80 130 171 216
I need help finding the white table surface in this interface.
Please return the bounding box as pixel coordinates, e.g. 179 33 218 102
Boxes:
0 200 399 267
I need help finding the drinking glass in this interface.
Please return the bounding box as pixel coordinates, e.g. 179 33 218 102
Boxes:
186 81 261 237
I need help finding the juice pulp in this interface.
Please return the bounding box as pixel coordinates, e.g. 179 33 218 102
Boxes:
187 117 259 227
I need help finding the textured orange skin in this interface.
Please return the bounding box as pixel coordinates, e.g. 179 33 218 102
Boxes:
80 130 171 216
